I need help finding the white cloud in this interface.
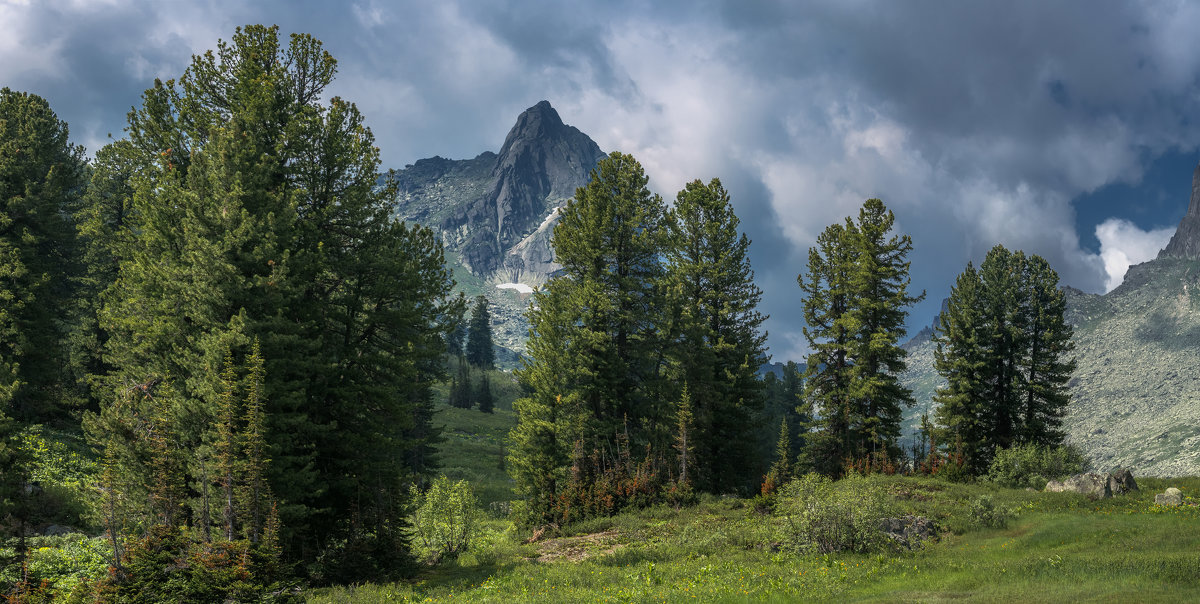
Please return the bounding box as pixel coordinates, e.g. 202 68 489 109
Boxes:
1095 218 1175 292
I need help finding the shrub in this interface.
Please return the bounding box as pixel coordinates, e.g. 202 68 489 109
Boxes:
986 443 1088 489
411 476 480 563
776 473 892 554
0 534 108 598
969 495 1011 529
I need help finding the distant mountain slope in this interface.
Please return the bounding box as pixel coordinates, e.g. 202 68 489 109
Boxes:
898 163 1200 476
392 101 606 360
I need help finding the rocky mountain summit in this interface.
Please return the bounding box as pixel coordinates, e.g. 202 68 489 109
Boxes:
393 102 606 359
899 161 1200 475
397 101 606 284
1158 163 1200 258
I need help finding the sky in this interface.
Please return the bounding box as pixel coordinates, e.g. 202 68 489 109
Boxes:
4 0 1199 362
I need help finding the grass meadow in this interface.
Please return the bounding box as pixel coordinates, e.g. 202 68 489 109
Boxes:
308 398 1200 602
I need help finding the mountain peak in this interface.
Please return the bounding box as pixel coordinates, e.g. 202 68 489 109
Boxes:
501 101 566 148
1158 161 1200 258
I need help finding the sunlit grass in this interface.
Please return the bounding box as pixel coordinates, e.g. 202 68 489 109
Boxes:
308 476 1200 602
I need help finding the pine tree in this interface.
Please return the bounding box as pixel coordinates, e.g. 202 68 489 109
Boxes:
477 372 495 414
466 295 496 370
69 140 138 413
215 350 239 541
846 199 925 457
241 339 270 544
0 88 86 422
1018 255 1075 445
92 25 455 570
663 178 767 493
509 151 667 524
799 199 921 475
932 263 993 472
799 221 858 475
934 245 1075 474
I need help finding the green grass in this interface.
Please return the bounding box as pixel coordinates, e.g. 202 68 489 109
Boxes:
307 476 1200 602
430 364 521 510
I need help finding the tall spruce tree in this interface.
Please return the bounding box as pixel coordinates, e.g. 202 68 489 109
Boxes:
932 263 992 472
92 25 456 569
508 151 667 524
798 220 857 475
846 199 925 457
799 199 921 475
662 178 767 493
466 295 495 370
0 88 86 422
933 245 1074 473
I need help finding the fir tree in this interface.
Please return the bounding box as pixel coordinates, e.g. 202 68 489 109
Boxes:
1018 255 1075 445
92 25 455 571
932 262 993 472
466 295 496 370
509 151 667 524
799 199 922 475
934 245 1075 473
0 88 86 422
799 221 857 475
477 371 495 414
846 199 925 458
662 178 767 493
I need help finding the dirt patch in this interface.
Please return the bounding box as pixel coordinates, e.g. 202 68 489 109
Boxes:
535 530 626 563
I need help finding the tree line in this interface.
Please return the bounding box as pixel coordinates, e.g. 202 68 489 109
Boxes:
1 25 458 593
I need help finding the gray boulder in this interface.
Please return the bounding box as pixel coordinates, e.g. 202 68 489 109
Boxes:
1155 487 1183 507
879 515 938 549
1043 473 1112 498
1108 468 1138 495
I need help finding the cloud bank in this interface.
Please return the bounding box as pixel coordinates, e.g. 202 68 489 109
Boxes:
4 0 1200 360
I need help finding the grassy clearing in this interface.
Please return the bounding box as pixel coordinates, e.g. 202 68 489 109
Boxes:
308 476 1200 602
431 381 519 510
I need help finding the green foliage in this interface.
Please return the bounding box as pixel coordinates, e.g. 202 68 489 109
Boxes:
88 25 454 573
74 524 298 603
662 178 768 494
0 534 108 599
0 87 86 422
934 246 1076 474
776 473 892 554
476 372 495 414
466 296 495 370
986 443 1088 489
509 151 669 525
968 494 1011 529
799 199 922 475
411 476 481 563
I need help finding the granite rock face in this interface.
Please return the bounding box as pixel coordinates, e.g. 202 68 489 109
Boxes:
440 100 606 280
1158 163 1200 259
392 102 606 361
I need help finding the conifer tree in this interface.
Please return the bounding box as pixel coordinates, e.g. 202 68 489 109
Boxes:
799 199 921 474
477 372 495 414
799 221 858 474
663 178 767 493
466 295 495 370
92 25 455 569
241 339 270 544
509 151 667 524
932 263 993 472
0 88 86 422
846 199 925 457
1018 255 1075 445
934 245 1074 473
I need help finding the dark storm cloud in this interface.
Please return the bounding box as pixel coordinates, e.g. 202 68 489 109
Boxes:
5 0 1199 359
